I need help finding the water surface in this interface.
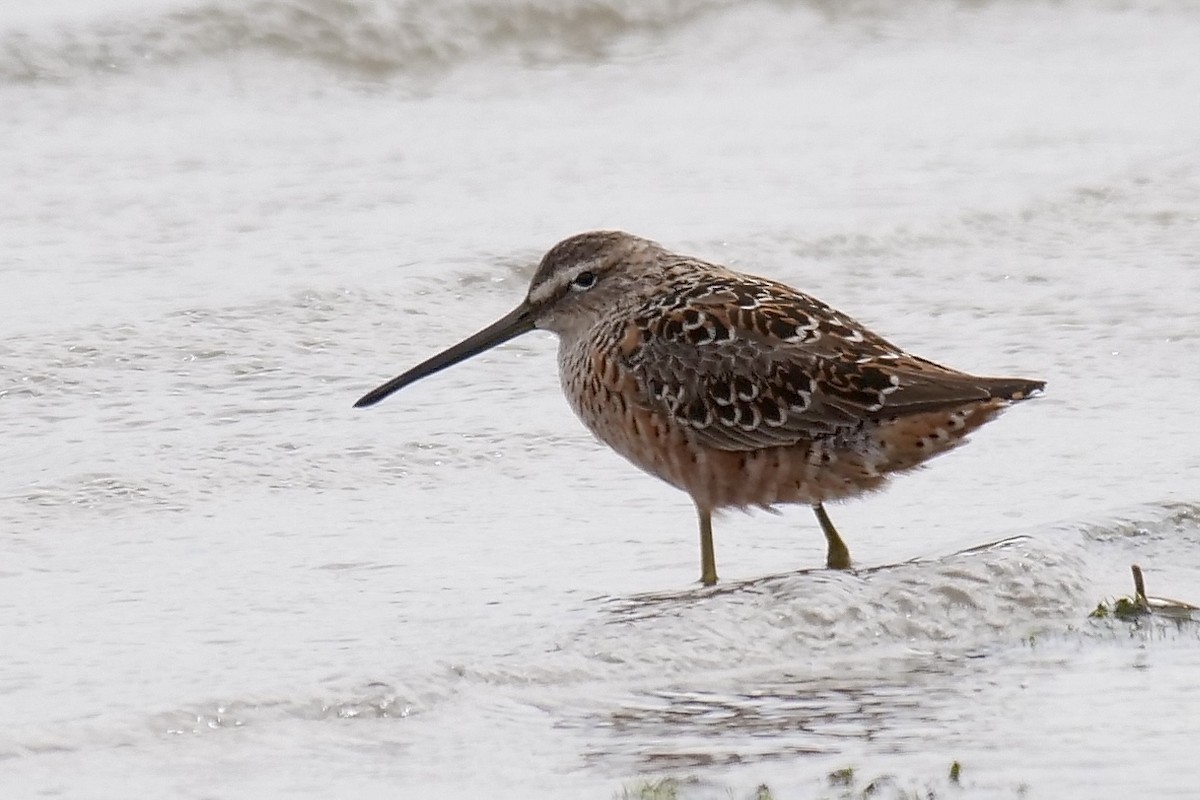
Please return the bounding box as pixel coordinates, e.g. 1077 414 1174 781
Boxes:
2 1 1199 797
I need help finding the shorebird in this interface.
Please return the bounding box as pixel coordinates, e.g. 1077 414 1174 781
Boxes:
356 231 1043 585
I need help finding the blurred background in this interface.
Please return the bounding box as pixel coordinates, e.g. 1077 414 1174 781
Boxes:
2 1 1198 798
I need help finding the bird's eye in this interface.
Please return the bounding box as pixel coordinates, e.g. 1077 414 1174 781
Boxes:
571 270 597 291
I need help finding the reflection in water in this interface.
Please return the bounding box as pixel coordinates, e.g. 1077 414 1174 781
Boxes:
599 679 940 768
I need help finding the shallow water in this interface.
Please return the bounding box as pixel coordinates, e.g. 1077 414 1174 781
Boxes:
3 0 1200 797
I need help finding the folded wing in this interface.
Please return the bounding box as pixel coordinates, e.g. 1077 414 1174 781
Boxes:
618 274 1042 452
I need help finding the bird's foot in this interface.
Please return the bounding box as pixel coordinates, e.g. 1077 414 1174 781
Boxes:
825 541 852 571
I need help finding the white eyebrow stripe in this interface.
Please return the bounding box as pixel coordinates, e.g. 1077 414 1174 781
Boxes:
528 257 604 306
528 272 569 306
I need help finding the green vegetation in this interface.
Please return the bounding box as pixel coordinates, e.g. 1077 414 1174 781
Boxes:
827 767 856 787
1090 564 1198 622
1089 595 1149 621
616 760 987 799
616 777 682 800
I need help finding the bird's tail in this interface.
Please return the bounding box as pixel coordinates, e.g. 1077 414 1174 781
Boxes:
979 376 1045 403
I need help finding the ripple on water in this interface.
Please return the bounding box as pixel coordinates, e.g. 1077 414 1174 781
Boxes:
571 535 1089 673
583 505 1191 762
417 502 1195 774
9 472 186 515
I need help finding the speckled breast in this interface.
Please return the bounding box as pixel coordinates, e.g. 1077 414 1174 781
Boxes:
553 330 884 512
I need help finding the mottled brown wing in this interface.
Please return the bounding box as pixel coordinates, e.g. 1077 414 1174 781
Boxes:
618 276 1020 452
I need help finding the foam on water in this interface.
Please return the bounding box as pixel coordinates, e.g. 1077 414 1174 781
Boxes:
0 0 743 82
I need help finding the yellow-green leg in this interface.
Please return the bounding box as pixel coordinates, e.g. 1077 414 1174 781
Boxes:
697 505 718 586
813 502 852 570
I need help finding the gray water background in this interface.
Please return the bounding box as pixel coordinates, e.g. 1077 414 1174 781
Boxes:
2 1 1199 797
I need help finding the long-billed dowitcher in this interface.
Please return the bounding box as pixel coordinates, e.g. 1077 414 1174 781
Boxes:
356 231 1043 585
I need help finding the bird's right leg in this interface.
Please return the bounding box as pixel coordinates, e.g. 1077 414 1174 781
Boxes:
813 503 852 570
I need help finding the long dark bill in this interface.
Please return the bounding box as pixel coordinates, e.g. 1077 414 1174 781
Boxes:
354 302 536 408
